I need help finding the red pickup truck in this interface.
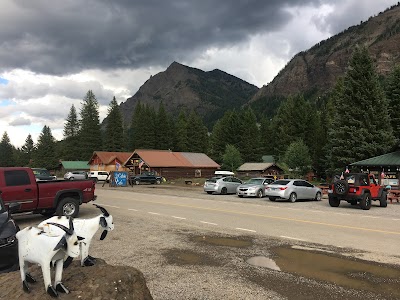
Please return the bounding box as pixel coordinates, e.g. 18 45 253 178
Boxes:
0 167 97 217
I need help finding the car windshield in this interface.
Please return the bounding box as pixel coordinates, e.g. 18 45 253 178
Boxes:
206 177 221 183
33 169 50 176
270 180 290 185
246 178 264 184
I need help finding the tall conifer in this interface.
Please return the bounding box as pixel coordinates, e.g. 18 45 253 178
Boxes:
104 96 124 151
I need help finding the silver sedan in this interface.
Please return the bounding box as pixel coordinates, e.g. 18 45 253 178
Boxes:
236 177 275 198
265 179 322 202
204 176 243 195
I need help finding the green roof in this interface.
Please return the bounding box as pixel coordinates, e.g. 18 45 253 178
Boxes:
61 161 90 170
351 152 400 167
262 155 275 163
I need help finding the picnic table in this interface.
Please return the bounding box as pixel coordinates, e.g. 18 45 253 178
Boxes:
387 189 400 204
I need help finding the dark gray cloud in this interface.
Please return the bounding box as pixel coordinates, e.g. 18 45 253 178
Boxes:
0 0 324 75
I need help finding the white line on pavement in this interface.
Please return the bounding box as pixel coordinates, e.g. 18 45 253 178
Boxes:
236 227 256 233
172 216 186 220
200 221 218 225
128 208 138 211
280 235 306 241
148 212 161 215
360 216 379 219
97 204 120 208
392 218 400 221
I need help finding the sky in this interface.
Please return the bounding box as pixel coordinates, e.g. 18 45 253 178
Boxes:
0 0 398 147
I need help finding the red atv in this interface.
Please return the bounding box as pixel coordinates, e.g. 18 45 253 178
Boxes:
328 173 387 210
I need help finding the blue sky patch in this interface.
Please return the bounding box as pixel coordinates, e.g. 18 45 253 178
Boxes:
0 99 14 107
0 77 8 85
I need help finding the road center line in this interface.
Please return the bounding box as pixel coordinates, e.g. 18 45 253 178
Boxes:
200 221 218 225
148 212 161 215
280 235 306 241
361 216 379 219
97 204 120 208
236 228 256 233
172 216 186 220
128 208 138 211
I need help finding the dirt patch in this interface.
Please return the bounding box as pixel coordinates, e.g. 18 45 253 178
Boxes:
0 259 153 300
191 235 253 248
163 249 220 266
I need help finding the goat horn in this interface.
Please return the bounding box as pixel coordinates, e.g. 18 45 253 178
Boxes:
47 222 74 236
93 204 110 217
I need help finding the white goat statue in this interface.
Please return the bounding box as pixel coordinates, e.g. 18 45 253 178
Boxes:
16 218 84 297
38 204 114 267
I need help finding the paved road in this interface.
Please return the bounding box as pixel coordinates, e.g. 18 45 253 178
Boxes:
95 186 400 257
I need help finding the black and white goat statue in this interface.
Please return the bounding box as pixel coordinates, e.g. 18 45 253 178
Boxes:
16 217 84 297
39 204 114 267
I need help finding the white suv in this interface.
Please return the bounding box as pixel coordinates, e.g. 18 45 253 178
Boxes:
88 171 109 183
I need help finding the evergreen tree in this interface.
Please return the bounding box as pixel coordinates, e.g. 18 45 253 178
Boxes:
62 105 80 160
32 126 58 169
259 117 274 154
0 132 16 167
79 90 102 160
129 101 143 150
186 111 209 153
104 96 124 151
175 110 188 151
327 46 395 173
222 144 243 172
155 102 171 150
141 105 157 149
237 108 262 162
385 65 400 147
283 139 312 177
19 134 35 166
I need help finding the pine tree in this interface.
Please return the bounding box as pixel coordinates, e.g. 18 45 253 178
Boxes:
62 105 80 160
79 90 102 160
385 65 400 147
186 111 209 153
33 126 58 169
104 96 124 151
327 46 395 173
237 108 262 162
155 102 171 150
0 132 16 167
175 110 188 151
19 134 35 166
129 102 143 150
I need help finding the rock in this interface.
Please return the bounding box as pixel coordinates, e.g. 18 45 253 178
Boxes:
0 259 153 300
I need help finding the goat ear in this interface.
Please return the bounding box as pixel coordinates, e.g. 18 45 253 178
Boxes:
99 216 107 228
48 222 73 235
100 230 108 240
94 204 110 217
53 236 67 251
77 236 85 241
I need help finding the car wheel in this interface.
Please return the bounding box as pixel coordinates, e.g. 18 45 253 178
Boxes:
360 193 372 210
256 189 263 198
56 197 79 218
269 197 277 202
238 195 243 198
315 192 322 201
289 192 297 203
380 191 388 207
334 180 349 196
156 179 161 184
221 187 227 195
329 196 340 207
93 178 98 183
70 177 74 181
135 180 140 185
206 191 213 194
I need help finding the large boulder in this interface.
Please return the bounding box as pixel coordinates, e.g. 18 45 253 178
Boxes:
0 259 153 299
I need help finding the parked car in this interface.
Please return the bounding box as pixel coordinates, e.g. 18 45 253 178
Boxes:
64 170 88 180
236 177 275 198
265 179 322 202
204 176 243 195
0 192 20 273
88 171 109 183
31 168 57 181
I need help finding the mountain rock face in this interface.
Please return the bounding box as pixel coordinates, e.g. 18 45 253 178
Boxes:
251 4 400 103
117 62 258 127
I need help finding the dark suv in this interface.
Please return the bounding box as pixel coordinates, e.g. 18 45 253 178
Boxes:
328 173 387 210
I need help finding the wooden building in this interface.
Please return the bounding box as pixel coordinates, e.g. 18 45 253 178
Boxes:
350 151 400 186
236 162 284 179
88 151 132 172
124 149 220 179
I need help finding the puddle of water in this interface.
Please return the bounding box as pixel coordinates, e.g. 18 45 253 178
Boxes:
273 247 400 297
246 256 281 271
192 236 252 247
